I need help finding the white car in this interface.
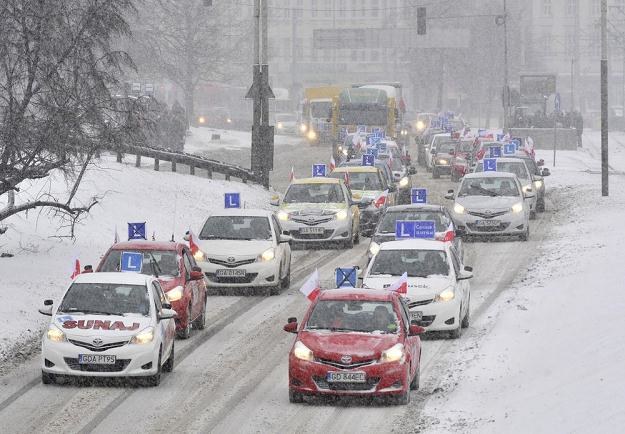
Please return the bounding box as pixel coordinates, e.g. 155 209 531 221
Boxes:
192 209 292 295
363 239 472 338
39 272 176 386
446 172 534 241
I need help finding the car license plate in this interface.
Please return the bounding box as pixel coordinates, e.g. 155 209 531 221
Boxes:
410 311 423 321
476 219 500 227
216 269 246 277
300 227 325 234
326 371 366 383
78 354 116 364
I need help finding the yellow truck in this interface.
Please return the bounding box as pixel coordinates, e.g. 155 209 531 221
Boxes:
301 86 343 144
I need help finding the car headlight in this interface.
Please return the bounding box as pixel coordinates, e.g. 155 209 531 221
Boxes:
307 129 317 141
259 248 275 262
534 179 543 189
399 177 409 187
369 241 381 256
522 184 532 194
434 287 455 302
299 123 307 133
130 326 154 345
454 203 465 214
167 285 184 302
335 209 348 221
293 340 314 361
416 121 425 131
277 210 290 221
511 202 524 213
194 250 205 261
47 324 66 343
401 129 408 136
380 343 405 363
198 116 205 124
342 148 348 156
438 159 448 165
277 122 283 129
226 118 232 123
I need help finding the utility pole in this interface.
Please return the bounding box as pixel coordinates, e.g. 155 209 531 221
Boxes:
502 0 510 130
601 0 609 196
572 0 580 111
246 0 274 189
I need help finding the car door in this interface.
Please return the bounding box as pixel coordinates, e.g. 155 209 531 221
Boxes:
151 280 174 355
344 184 360 228
443 208 463 259
449 247 469 316
182 251 199 319
271 215 290 277
398 298 418 376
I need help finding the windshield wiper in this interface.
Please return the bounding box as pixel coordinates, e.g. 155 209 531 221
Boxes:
471 185 500 197
61 308 126 316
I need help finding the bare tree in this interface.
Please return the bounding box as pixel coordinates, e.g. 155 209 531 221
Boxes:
0 0 137 230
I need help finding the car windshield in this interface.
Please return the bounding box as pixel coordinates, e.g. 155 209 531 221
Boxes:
437 142 457 154
305 300 399 334
58 283 150 316
377 155 403 171
330 171 382 190
378 211 449 233
284 183 344 204
99 250 180 277
476 161 529 180
370 249 450 277
310 101 331 118
432 135 450 146
199 216 272 240
459 177 520 197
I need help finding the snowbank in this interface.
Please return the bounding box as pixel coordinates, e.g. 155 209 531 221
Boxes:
420 132 625 433
0 154 270 356
185 127 301 154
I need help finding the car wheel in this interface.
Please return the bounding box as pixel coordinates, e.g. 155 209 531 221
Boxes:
146 349 162 387
163 342 174 373
177 304 192 339
280 266 291 290
520 227 530 242
536 199 546 212
449 308 463 338
289 389 304 403
461 298 470 329
451 171 459 182
432 167 440 179
192 297 206 330
530 210 536 220
353 227 361 245
410 364 420 390
41 371 55 385
343 234 354 249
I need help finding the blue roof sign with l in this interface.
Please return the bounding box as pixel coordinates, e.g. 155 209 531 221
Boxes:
312 164 327 177
395 221 417 239
483 158 497 172
411 188 427 204
368 147 379 157
128 222 146 241
224 193 241 208
335 267 358 288
362 154 375 166
120 251 144 273
357 125 366 133
503 143 516 155
395 220 436 239
489 146 502 158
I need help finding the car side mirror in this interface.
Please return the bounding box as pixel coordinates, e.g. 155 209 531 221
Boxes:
537 159 545 167
449 150 455 156
159 308 177 321
388 184 397 193
39 299 54 316
524 191 535 199
444 189 455 200
457 270 473 281
279 234 293 243
408 324 425 336
270 195 280 206
541 168 550 176
464 266 473 272
282 230 291 236
183 232 190 241
430 148 436 154
455 228 466 237
190 270 204 281
283 318 298 333
409 166 417 175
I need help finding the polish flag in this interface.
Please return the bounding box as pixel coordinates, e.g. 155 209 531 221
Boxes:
299 269 321 302
289 166 296 182
388 151 394 167
373 189 389 209
386 272 408 294
187 229 201 255
524 136 535 159
435 221 456 242
70 258 81 280
329 156 336 171
343 168 350 185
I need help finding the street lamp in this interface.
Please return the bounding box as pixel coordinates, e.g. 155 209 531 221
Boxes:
496 0 509 130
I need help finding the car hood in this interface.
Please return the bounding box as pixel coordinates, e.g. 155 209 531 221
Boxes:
281 202 345 213
351 190 381 202
196 239 272 256
363 275 452 300
298 330 399 361
456 195 520 211
52 314 152 339
157 276 184 292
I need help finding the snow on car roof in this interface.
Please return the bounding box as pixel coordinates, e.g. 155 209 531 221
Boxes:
209 208 274 217
73 272 152 285
110 240 182 251
464 171 517 179
386 204 446 212
332 166 378 173
379 239 447 251
292 177 341 185
318 288 397 302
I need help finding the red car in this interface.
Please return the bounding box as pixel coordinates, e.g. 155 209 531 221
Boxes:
283 289 424 405
96 241 207 339
450 138 477 182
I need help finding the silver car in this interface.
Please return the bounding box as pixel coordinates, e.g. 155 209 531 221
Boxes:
445 172 534 241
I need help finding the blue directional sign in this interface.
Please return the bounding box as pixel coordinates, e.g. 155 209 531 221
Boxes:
339 128 348 141
362 154 375 166
335 267 358 288
128 222 146 240
357 125 366 133
378 141 387 152
224 192 241 208
496 133 505 142
367 135 380 146
489 146 502 158
411 188 427 204
368 147 379 158
503 143 516 155
396 221 417 239
120 251 144 273
312 164 327 177
483 158 497 172
414 221 436 239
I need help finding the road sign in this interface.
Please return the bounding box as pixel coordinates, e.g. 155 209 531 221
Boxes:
414 221 436 238
489 146 502 158
312 164 327 177
362 154 375 166
368 148 379 158
335 267 358 288
554 92 561 112
483 158 497 172
224 193 241 208
128 222 146 240
120 252 143 273
511 138 522 150
339 128 348 141
395 221 417 239
411 188 427 204
378 141 387 152
503 143 516 155
357 125 366 133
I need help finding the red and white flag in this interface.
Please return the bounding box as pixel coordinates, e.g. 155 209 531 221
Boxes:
299 269 321 302
343 168 350 185
524 136 535 158
373 189 389 209
436 221 455 242
70 258 81 280
386 272 408 294
329 156 336 171
289 166 296 182
187 229 200 255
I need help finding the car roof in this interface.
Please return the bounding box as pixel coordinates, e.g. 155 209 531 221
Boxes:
464 171 517 179
73 272 152 285
292 177 341 185
318 288 397 302
379 239 447 251
332 166 378 173
385 204 446 213
478 157 526 164
109 241 182 251
208 208 274 217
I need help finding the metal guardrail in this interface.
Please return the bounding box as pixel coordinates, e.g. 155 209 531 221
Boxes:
111 143 262 185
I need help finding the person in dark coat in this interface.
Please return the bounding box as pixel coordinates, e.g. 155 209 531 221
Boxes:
573 111 584 147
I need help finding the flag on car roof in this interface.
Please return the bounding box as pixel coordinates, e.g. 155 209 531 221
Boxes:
299 269 321 302
344 167 350 185
329 156 336 172
187 229 200 255
386 272 408 294
114 225 119 243
373 189 389 209
70 258 81 280
289 166 296 182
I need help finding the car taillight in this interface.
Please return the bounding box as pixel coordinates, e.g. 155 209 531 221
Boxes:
374 197 386 209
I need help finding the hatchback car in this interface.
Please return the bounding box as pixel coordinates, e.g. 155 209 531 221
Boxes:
284 289 424 404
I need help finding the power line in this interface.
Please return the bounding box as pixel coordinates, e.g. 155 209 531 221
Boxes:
232 0 456 14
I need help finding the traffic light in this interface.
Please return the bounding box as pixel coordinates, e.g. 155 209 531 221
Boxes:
417 7 426 35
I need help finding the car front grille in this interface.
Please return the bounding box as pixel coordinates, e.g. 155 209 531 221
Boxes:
467 210 508 219
293 230 335 240
409 299 433 308
68 339 128 352
313 376 381 391
466 222 511 232
208 258 256 268
291 216 334 225
64 357 131 372
205 273 258 284
316 358 376 369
